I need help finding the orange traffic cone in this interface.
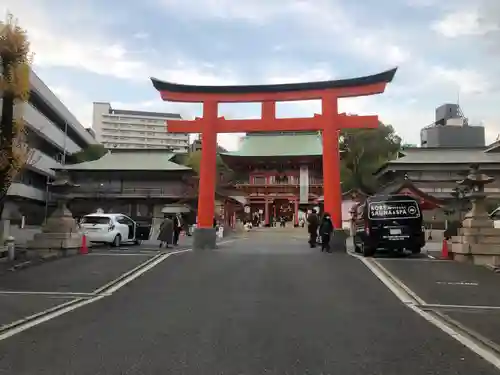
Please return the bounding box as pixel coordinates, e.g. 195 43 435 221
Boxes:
441 238 449 259
80 234 88 255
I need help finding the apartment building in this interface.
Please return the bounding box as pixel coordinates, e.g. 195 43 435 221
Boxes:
92 102 189 152
2 69 98 225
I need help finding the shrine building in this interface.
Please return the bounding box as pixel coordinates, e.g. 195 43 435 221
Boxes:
220 131 327 226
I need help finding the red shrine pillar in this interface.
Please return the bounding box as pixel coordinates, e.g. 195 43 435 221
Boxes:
197 101 218 229
322 94 343 229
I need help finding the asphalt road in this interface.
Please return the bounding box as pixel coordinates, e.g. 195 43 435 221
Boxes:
0 234 498 374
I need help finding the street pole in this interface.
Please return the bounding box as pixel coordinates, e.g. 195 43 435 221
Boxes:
62 121 68 165
44 175 49 224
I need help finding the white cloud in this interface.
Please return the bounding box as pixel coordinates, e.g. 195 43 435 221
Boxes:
157 0 409 66
133 32 150 39
2 1 150 81
351 36 410 65
4 0 500 151
430 66 490 94
2 0 235 85
266 67 336 84
432 9 498 38
49 86 93 128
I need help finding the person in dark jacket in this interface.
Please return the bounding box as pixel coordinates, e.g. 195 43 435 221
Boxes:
158 215 174 248
307 209 319 248
172 214 182 246
319 212 334 252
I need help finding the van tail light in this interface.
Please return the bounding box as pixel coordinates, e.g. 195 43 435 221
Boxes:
365 223 370 235
109 224 115 232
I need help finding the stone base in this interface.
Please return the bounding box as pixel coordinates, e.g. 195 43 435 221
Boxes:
26 232 83 258
192 228 217 250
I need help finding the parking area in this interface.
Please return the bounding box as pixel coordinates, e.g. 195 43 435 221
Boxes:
0 294 76 328
373 256 500 348
0 253 155 294
376 258 500 307
0 250 161 330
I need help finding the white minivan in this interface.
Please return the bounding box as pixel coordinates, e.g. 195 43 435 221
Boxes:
80 213 144 247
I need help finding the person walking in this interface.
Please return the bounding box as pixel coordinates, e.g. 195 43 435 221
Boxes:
172 214 182 246
319 212 334 252
307 209 319 248
158 215 174 248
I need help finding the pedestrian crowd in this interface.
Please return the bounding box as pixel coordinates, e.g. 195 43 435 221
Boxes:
306 209 334 252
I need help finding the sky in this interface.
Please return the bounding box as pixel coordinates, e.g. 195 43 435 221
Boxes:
2 0 500 150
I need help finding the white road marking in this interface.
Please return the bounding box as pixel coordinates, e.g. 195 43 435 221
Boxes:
0 236 267 341
422 303 500 310
100 249 191 295
436 281 479 286
0 249 191 341
349 251 500 370
0 291 104 297
372 259 427 305
427 254 437 259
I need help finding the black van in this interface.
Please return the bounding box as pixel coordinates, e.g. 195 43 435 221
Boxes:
352 194 425 257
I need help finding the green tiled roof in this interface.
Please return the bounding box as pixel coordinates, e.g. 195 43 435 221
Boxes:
390 147 500 164
56 151 192 171
220 132 323 157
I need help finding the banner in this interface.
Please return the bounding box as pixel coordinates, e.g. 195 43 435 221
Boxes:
299 165 309 204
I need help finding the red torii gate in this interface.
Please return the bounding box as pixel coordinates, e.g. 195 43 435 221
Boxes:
152 68 397 248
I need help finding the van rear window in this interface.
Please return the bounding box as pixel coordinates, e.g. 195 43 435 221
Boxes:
81 216 111 225
368 200 420 220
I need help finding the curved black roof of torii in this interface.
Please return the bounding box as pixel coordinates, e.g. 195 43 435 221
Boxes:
151 68 397 94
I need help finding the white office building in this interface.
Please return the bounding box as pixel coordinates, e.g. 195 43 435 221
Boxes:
2 69 98 225
92 102 190 152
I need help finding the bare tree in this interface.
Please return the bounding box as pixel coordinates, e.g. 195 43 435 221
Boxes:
0 13 32 217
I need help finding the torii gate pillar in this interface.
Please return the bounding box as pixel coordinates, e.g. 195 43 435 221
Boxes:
152 68 397 249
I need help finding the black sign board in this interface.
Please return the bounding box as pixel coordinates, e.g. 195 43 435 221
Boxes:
368 200 420 220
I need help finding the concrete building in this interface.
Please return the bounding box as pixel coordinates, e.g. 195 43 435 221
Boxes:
420 103 485 148
3 69 98 225
189 139 202 153
92 102 189 152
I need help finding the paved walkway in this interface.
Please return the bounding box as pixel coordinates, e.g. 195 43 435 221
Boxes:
0 231 498 374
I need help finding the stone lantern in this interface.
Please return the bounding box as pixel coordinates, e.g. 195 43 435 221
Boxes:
457 163 494 227
27 170 83 257
451 164 500 266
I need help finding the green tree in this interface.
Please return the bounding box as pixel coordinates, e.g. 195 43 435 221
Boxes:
0 14 32 216
68 144 107 164
184 150 231 175
340 122 401 191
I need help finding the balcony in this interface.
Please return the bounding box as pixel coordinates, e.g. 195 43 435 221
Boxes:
232 180 324 187
24 103 81 153
66 186 196 199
